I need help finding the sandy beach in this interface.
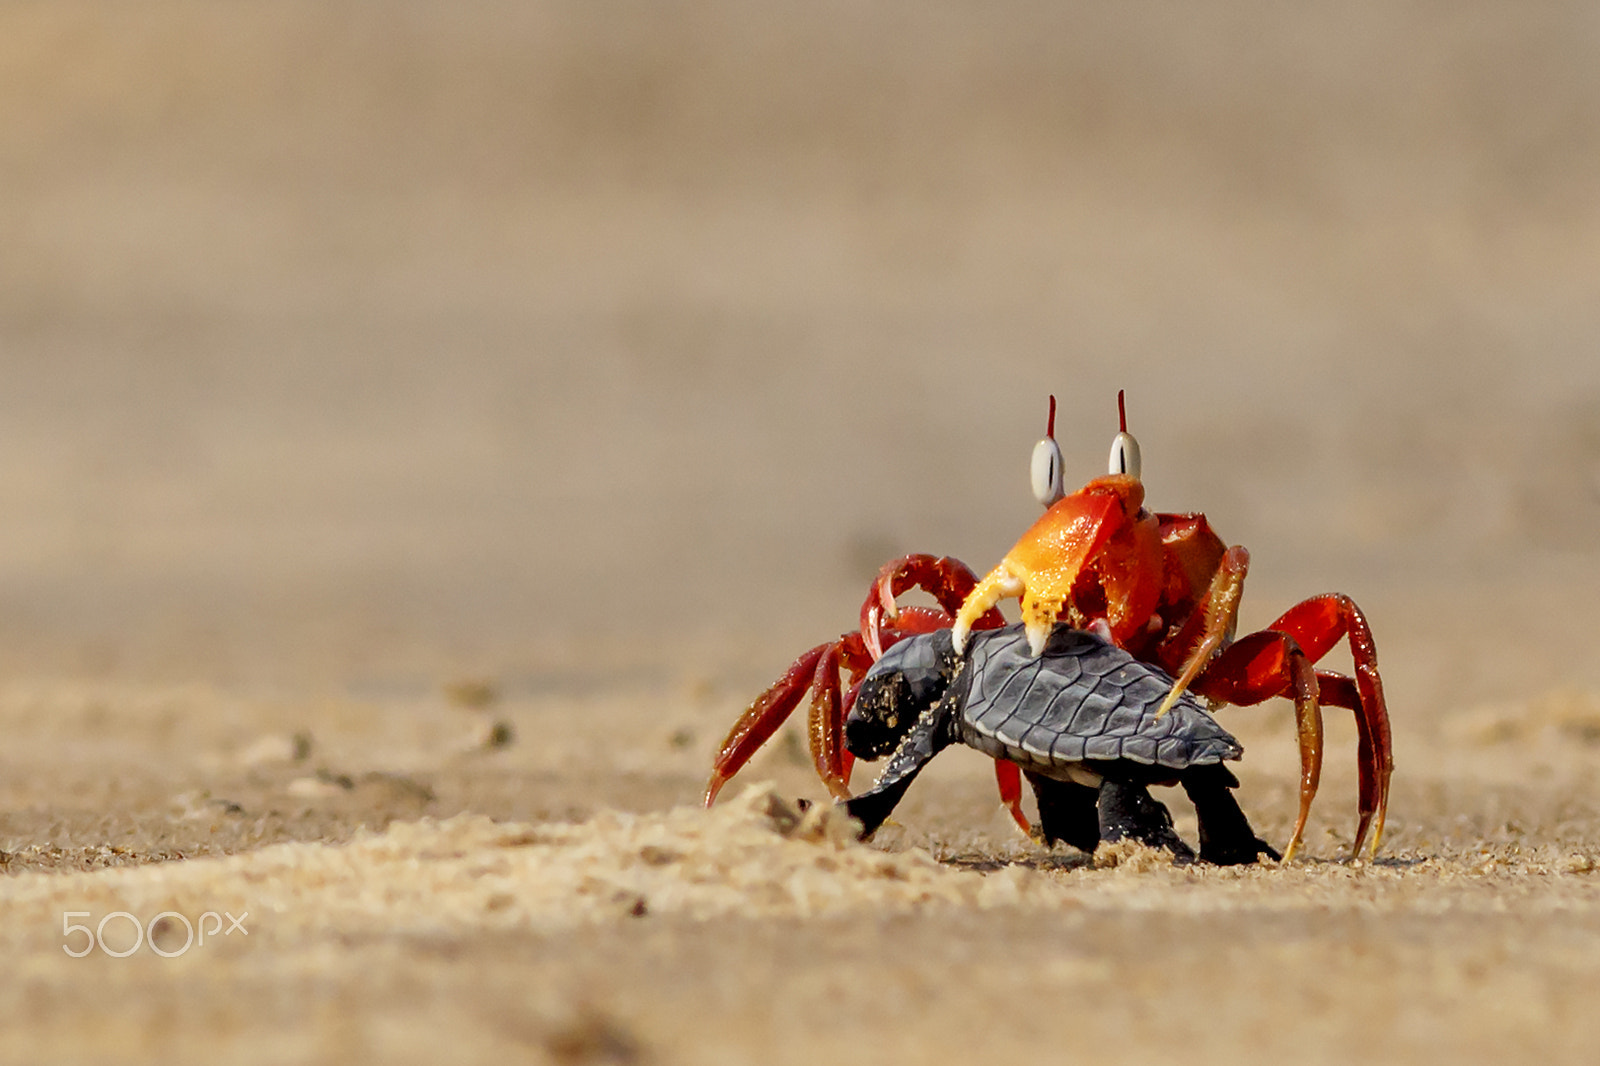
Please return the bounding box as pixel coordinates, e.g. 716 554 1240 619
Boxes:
3 3 1600 1062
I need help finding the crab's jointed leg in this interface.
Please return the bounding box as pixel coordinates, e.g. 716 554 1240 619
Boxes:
993 758 1030 835
1190 593 1392 862
806 643 857 801
1265 594 1393 857
864 554 999 658
1192 629 1322 861
1189 629 1322 861
705 642 832 807
1154 544 1249 719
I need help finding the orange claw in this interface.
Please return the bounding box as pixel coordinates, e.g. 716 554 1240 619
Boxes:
953 475 1158 655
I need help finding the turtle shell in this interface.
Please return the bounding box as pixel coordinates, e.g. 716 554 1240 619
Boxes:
953 625 1242 775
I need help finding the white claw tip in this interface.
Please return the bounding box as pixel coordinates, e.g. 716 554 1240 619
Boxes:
951 620 971 654
1024 622 1049 657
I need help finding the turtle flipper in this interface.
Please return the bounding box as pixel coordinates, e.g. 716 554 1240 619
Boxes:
1097 779 1196 862
1182 763 1280 865
843 699 957 838
1025 772 1101 853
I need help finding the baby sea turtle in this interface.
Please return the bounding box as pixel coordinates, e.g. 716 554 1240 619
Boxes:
842 624 1279 865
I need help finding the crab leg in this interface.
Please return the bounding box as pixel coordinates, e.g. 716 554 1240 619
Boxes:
1266 594 1393 857
1154 544 1249 718
994 759 1030 835
704 642 830 807
1191 629 1323 862
839 679 863 788
1316 672 1384 859
862 554 1000 659
806 645 850 800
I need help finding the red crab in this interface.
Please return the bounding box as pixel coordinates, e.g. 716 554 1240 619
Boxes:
951 393 1393 861
703 554 1024 824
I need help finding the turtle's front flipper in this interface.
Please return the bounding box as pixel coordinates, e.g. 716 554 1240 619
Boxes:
1097 779 1196 862
1181 763 1280 865
843 700 957 839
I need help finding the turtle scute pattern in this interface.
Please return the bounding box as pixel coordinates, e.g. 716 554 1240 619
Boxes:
957 626 1243 772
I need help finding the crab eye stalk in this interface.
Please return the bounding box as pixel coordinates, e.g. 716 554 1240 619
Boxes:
1108 389 1142 479
1031 394 1064 507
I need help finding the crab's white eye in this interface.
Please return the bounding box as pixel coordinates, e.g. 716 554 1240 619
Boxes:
1108 431 1141 479
1031 436 1065 507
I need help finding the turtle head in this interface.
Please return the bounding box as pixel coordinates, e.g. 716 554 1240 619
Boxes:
845 629 960 760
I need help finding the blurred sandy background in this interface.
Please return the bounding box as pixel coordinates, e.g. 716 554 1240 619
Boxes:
3 2 1600 1063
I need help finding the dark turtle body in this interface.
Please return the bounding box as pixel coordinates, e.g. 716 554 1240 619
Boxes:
843 624 1278 865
